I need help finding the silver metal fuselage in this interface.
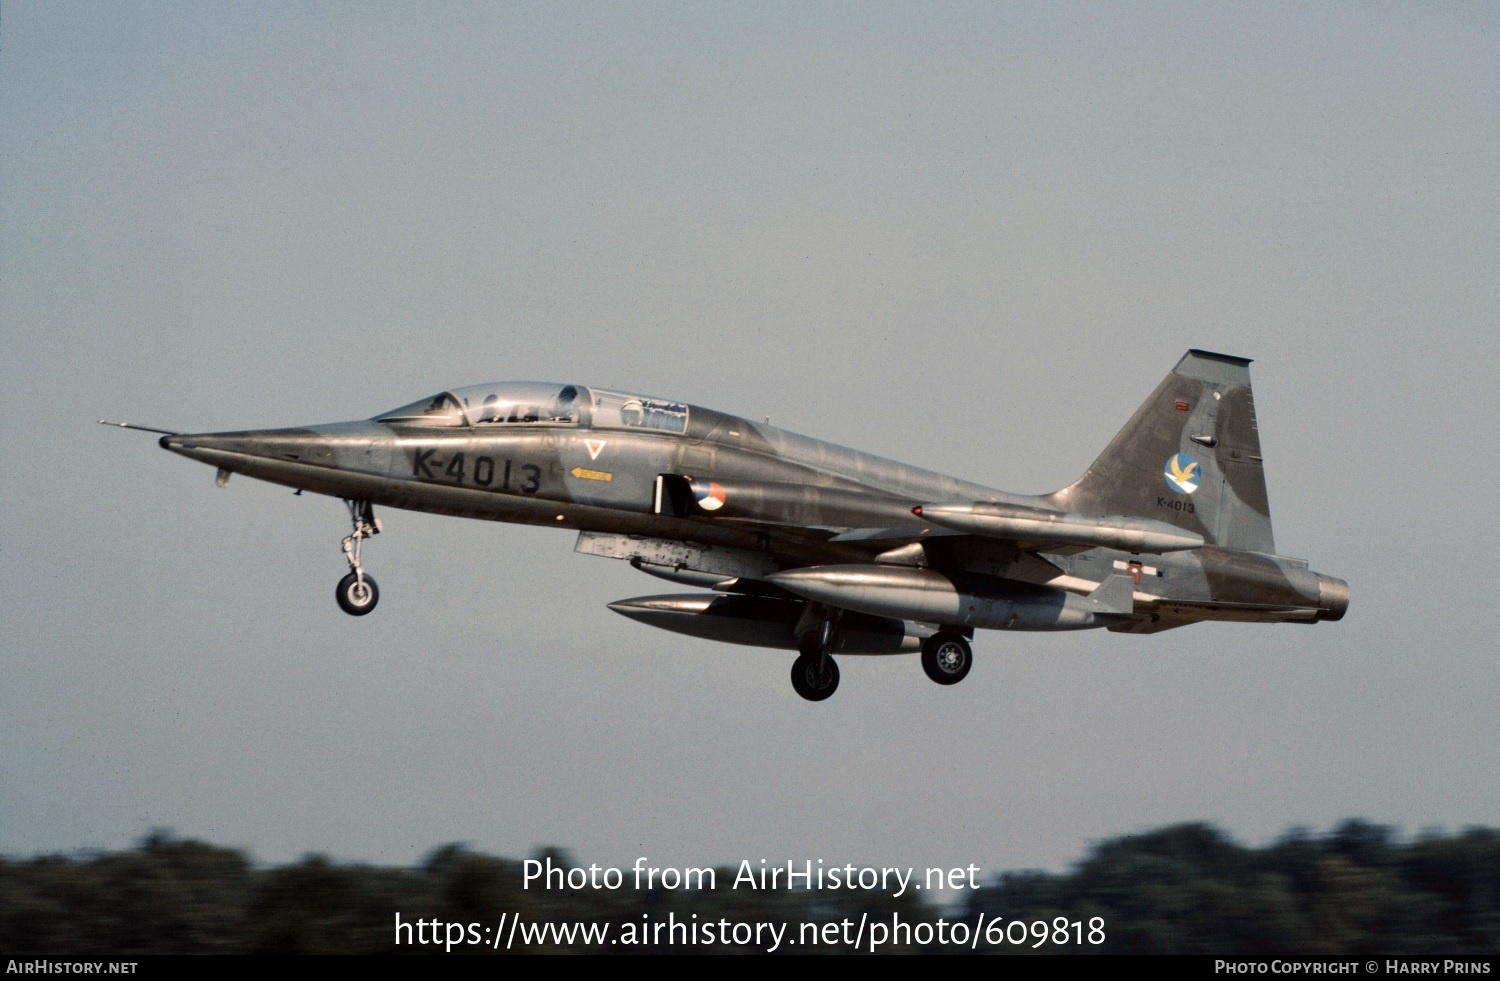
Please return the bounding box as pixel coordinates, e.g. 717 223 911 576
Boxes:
159 387 1347 637
161 408 1022 573
141 353 1348 698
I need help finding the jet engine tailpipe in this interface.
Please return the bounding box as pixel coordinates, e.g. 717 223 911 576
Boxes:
1316 575 1350 621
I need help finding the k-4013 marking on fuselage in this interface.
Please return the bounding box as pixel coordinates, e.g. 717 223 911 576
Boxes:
110 350 1348 701
412 450 542 494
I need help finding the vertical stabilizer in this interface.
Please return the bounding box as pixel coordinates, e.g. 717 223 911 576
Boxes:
1046 350 1275 553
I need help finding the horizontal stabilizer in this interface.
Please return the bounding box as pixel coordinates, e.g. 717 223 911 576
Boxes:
1086 575 1135 616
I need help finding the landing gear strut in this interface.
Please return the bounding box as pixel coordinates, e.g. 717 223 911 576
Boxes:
336 500 381 616
791 605 841 701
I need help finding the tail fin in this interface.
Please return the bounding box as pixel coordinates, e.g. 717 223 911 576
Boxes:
1046 350 1275 553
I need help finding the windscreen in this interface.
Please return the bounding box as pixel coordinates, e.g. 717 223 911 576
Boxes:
376 391 468 427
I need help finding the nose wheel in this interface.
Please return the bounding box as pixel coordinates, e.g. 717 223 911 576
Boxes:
337 500 382 616
336 571 379 615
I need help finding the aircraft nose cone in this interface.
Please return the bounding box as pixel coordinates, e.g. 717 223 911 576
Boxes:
157 421 393 488
158 431 281 465
159 427 348 464
157 432 216 460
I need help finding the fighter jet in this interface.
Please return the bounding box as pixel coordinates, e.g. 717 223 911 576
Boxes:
106 350 1347 700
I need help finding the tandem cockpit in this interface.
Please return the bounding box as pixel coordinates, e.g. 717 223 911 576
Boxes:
375 382 691 434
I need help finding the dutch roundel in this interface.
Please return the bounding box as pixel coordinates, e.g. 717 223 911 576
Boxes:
691 480 727 511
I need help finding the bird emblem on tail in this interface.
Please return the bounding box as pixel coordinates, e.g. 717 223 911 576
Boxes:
1164 453 1201 494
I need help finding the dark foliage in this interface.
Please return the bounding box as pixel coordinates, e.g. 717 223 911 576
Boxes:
966 822 1500 954
3 822 1498 954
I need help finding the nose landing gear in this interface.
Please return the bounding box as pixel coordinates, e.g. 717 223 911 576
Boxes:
336 500 381 616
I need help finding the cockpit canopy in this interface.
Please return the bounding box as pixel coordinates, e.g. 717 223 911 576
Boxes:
375 382 689 434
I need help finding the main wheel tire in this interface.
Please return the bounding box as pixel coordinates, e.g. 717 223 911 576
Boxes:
790 653 840 701
921 632 972 685
336 572 379 616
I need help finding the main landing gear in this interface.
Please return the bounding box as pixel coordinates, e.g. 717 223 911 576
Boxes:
791 653 839 702
336 499 381 616
790 607 841 701
921 631 972 686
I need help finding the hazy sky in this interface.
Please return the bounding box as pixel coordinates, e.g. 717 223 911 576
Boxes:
3 2 1497 879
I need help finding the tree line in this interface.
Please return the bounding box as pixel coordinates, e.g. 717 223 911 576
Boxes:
2 821 1496 954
